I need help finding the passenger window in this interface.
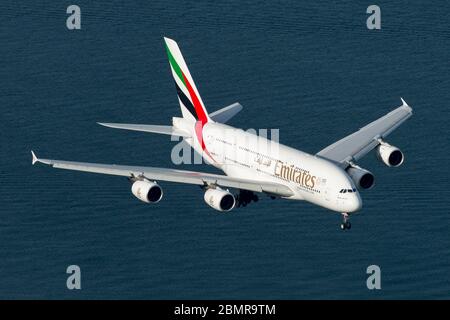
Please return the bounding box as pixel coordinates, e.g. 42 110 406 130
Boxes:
343 190 346 193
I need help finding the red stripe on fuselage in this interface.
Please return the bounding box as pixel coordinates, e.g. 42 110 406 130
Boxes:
195 120 208 153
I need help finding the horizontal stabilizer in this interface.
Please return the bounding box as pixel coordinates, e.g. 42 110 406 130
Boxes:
97 123 190 137
210 102 243 123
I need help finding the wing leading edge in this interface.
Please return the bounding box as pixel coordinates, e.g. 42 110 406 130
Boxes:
31 152 294 197
316 98 413 166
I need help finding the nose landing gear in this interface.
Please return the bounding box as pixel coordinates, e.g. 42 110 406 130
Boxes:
340 213 351 230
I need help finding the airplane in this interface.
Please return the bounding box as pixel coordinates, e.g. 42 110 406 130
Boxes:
31 37 413 230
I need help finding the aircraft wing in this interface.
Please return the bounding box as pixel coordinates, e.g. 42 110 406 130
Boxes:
31 152 293 197
316 98 413 167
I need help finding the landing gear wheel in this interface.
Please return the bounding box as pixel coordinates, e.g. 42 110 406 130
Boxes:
345 221 351 229
340 223 346 230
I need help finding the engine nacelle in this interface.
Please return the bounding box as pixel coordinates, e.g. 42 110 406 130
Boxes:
346 167 375 190
204 187 236 212
131 180 163 203
376 142 404 167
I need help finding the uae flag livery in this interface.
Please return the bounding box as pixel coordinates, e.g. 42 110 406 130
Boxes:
164 37 213 160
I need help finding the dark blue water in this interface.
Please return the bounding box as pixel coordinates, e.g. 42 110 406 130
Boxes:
1 1 449 299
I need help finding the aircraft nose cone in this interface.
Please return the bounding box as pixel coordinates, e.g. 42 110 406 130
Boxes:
348 193 363 212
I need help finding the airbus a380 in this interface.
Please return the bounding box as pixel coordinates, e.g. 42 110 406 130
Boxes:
32 37 413 230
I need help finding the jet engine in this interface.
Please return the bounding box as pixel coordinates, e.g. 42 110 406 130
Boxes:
131 180 163 203
204 187 236 212
376 142 404 167
346 166 375 190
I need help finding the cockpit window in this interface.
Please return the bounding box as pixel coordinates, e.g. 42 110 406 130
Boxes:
340 188 357 193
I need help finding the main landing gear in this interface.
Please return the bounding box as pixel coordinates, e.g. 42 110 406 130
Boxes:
236 190 259 207
340 213 352 230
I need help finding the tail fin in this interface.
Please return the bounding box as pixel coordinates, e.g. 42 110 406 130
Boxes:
164 37 210 124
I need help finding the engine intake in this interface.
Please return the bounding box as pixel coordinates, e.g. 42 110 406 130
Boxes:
204 187 236 212
376 142 404 167
346 166 375 190
131 180 163 203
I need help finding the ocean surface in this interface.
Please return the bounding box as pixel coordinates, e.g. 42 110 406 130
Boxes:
1 1 449 299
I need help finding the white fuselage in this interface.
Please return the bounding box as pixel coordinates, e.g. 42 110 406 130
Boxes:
175 118 362 214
